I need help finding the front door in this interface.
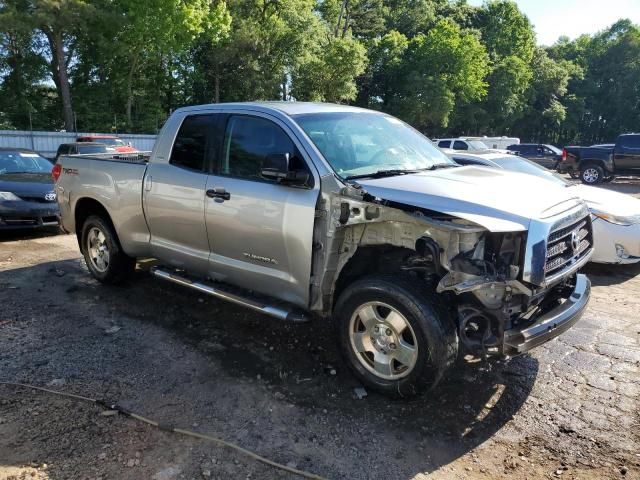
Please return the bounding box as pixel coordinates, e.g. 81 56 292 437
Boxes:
615 136 640 172
143 113 219 274
204 113 319 308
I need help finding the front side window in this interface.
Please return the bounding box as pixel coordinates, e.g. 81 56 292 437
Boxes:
619 135 640 149
437 140 451 148
293 112 454 179
222 115 296 181
170 115 216 171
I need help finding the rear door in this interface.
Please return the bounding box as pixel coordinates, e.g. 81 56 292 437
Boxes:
614 135 640 171
143 113 221 274
203 112 319 308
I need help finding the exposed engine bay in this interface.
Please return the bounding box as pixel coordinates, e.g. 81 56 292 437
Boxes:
311 182 591 359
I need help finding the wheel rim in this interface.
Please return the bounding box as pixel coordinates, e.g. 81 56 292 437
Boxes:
349 301 418 380
86 227 110 273
582 168 599 183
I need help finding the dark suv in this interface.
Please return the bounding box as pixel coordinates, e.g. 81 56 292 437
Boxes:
507 143 562 169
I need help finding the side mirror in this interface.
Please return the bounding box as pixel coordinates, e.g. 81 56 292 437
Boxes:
261 153 309 185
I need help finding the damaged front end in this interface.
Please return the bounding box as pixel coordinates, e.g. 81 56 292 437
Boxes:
313 178 593 359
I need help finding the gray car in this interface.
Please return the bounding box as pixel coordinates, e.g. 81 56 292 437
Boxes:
54 102 593 397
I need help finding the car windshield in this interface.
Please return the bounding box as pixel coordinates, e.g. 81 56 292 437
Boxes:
292 112 455 178
97 138 125 146
78 145 113 154
0 151 52 175
468 140 489 150
492 155 568 186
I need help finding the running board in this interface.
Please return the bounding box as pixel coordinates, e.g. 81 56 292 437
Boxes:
150 267 309 323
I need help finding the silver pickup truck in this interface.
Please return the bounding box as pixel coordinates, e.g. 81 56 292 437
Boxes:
54 102 593 397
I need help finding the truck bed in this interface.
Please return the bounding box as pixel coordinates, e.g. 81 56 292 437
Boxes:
56 152 152 257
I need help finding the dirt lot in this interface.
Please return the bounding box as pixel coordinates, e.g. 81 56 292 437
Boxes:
1 180 639 480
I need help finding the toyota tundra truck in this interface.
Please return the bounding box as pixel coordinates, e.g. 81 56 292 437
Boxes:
53 102 593 397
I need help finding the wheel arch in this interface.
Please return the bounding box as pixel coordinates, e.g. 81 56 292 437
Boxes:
74 197 117 245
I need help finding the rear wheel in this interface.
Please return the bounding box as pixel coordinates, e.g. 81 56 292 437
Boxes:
335 274 457 398
81 215 135 284
580 165 604 184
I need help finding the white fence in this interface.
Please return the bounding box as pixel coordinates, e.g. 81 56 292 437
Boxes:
0 130 157 158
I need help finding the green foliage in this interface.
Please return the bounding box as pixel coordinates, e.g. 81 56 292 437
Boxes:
386 19 489 128
0 0 638 148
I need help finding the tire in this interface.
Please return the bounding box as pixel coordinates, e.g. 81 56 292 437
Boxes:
81 215 135 284
580 164 604 184
334 274 458 398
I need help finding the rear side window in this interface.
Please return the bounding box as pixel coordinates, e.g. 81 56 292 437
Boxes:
619 135 640 149
452 140 468 150
170 115 216 171
221 115 296 181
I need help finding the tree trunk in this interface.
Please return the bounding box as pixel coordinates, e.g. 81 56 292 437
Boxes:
125 52 140 126
45 29 74 131
335 0 346 37
214 70 220 103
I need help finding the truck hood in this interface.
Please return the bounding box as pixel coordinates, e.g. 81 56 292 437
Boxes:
355 166 583 232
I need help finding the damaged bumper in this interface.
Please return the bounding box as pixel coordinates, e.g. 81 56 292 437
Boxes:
502 274 590 355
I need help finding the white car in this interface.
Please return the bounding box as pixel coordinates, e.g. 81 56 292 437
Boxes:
448 151 640 264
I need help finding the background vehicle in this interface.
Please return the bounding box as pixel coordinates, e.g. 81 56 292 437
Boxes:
449 151 640 264
467 136 519 150
76 135 138 153
507 143 562 169
434 138 490 151
54 102 592 397
559 133 640 184
0 148 60 230
54 142 116 162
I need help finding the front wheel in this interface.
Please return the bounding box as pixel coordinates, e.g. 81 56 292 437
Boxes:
335 274 457 398
580 165 604 184
81 215 135 284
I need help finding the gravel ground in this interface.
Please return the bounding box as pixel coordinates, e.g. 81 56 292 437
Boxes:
1 180 639 480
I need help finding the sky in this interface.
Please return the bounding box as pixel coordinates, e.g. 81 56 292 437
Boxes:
467 0 640 45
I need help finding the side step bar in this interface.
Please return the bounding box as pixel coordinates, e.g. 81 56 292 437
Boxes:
150 267 309 322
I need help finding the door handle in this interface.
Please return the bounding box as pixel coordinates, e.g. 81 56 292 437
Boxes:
144 175 153 191
206 188 230 200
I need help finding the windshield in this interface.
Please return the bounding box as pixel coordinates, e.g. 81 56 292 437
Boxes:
493 155 568 186
78 145 114 154
0 151 52 175
98 138 126 146
468 140 489 150
292 112 454 178
80 138 125 146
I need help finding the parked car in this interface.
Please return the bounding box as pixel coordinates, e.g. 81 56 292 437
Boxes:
507 143 562 169
467 136 520 150
448 151 640 264
559 133 640 184
0 148 60 230
434 137 490 151
76 135 138 153
54 102 592 397
55 142 116 162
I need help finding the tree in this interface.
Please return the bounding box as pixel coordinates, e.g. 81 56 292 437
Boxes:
293 37 367 101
